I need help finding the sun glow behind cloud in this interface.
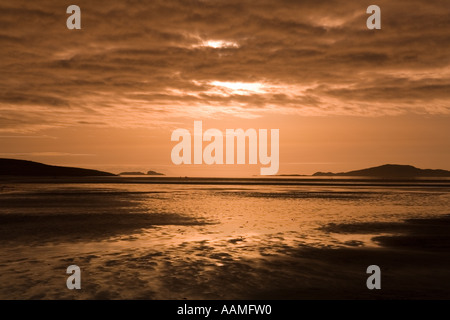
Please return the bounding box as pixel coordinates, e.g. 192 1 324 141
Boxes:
199 40 239 49
209 81 267 95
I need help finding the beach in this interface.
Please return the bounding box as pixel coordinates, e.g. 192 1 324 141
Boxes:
0 177 449 299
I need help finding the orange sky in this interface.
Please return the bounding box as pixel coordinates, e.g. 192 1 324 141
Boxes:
0 1 449 176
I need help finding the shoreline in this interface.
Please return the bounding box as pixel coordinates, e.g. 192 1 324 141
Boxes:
2 176 450 187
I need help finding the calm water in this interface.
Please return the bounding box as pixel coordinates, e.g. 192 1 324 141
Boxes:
0 179 449 299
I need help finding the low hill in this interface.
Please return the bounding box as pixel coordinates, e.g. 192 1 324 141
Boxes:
313 164 450 177
119 172 146 175
0 159 116 177
120 171 164 176
147 170 164 176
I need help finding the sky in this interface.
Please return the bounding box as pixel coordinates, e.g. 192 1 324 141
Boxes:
0 0 449 176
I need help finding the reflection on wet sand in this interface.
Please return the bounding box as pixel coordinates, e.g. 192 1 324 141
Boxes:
0 180 449 299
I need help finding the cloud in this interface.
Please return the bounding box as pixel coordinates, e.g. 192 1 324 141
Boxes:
0 0 449 132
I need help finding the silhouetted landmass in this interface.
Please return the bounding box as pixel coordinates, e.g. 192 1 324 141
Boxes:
313 172 335 176
0 159 116 177
147 170 164 176
313 164 450 177
120 172 146 175
120 170 164 176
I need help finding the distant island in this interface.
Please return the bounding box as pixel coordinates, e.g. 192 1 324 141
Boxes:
313 164 450 177
275 174 307 177
146 170 164 176
119 172 146 175
0 159 116 177
120 170 164 176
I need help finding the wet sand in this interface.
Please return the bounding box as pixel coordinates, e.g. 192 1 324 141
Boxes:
0 213 208 244
1 213 449 299
1 180 449 299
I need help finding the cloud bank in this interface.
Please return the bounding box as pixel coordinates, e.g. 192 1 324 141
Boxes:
0 0 449 132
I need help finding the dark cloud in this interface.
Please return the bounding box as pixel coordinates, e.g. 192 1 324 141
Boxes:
0 0 449 131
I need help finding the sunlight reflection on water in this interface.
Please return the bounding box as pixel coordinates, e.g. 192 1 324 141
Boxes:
0 181 449 298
